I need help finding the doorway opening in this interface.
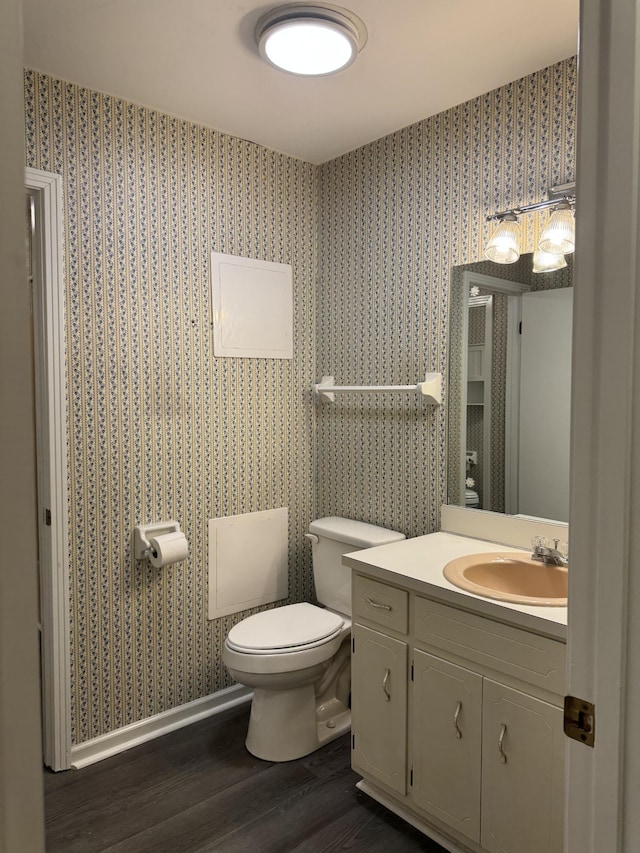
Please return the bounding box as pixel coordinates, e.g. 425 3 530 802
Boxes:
26 168 70 771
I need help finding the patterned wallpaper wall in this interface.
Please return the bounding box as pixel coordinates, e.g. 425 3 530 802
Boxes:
24 70 317 744
468 304 487 347
317 58 577 536
24 56 577 745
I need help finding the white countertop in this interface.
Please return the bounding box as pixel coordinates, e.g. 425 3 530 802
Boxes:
343 531 567 642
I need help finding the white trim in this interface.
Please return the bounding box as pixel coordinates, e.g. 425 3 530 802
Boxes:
482 295 492 510
70 685 252 769
459 272 529 513
467 294 494 510
566 0 640 849
25 167 71 772
461 270 530 297
457 275 471 505
504 295 522 514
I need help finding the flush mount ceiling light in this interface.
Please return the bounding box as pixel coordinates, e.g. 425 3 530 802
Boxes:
256 4 367 76
484 183 576 266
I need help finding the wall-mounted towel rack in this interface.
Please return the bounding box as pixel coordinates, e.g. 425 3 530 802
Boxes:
313 372 442 405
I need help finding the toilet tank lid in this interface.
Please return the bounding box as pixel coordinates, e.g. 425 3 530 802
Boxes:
309 517 406 548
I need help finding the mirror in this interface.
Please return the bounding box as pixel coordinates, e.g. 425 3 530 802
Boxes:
448 253 573 523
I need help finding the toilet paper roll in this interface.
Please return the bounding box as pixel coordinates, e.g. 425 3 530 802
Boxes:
148 531 188 568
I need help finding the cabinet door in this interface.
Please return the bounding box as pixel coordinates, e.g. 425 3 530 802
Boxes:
412 650 482 844
351 624 407 795
481 680 564 853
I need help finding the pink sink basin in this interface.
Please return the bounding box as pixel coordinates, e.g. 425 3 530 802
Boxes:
443 552 568 607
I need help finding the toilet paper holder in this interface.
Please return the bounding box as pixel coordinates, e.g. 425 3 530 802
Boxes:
134 521 183 560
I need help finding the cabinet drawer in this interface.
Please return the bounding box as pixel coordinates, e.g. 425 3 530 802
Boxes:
414 597 565 696
353 574 409 634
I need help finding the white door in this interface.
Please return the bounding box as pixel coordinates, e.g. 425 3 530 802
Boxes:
518 289 573 522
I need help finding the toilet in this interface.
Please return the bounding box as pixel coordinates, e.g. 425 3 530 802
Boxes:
222 516 405 762
465 488 480 508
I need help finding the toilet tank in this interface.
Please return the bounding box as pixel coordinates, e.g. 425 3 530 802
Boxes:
307 517 405 616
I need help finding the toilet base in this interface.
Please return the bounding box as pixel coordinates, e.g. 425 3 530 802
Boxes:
246 684 351 762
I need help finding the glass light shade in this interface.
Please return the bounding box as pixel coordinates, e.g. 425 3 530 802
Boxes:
532 250 567 274
539 206 575 254
261 20 356 75
485 215 521 264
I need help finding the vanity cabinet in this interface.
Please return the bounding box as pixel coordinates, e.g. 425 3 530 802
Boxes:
351 571 566 853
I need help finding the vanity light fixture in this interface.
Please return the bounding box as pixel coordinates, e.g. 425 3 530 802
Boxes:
256 4 367 76
485 182 576 265
484 213 521 264
532 249 568 274
539 203 575 255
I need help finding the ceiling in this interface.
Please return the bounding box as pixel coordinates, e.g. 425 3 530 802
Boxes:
22 0 579 165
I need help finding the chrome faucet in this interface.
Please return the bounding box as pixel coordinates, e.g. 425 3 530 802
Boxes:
531 536 568 568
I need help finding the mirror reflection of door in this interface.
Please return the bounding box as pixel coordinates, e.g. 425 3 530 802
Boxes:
448 254 573 523
471 286 573 521
516 289 572 521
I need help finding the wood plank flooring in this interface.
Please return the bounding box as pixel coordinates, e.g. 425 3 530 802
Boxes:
45 703 445 852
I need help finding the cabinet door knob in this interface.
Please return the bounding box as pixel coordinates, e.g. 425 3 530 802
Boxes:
454 701 463 739
382 668 391 701
498 723 508 764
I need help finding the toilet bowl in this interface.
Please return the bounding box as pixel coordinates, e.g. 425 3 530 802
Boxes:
222 517 405 762
224 602 352 761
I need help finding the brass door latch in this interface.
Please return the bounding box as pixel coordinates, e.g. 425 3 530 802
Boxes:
564 696 595 747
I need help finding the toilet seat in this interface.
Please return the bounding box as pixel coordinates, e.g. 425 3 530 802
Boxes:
226 602 345 655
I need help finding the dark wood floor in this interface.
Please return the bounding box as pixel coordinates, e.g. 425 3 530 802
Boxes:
44 703 445 852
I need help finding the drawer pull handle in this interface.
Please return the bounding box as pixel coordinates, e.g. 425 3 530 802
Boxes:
365 597 392 612
382 668 391 701
454 701 462 739
498 723 508 764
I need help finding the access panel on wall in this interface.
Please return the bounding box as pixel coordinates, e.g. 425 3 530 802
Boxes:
210 251 293 359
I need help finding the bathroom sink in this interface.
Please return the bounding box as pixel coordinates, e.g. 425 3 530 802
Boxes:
443 552 568 606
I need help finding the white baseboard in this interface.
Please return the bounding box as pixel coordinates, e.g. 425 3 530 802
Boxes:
70 685 252 769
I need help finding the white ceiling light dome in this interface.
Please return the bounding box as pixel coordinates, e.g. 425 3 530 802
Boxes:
256 4 367 77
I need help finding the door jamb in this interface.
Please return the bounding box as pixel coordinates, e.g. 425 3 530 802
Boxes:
26 166 71 771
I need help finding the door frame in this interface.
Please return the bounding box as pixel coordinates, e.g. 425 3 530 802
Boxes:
567 0 640 848
26 166 71 771
459 271 529 514
467 293 493 511
504 291 523 515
